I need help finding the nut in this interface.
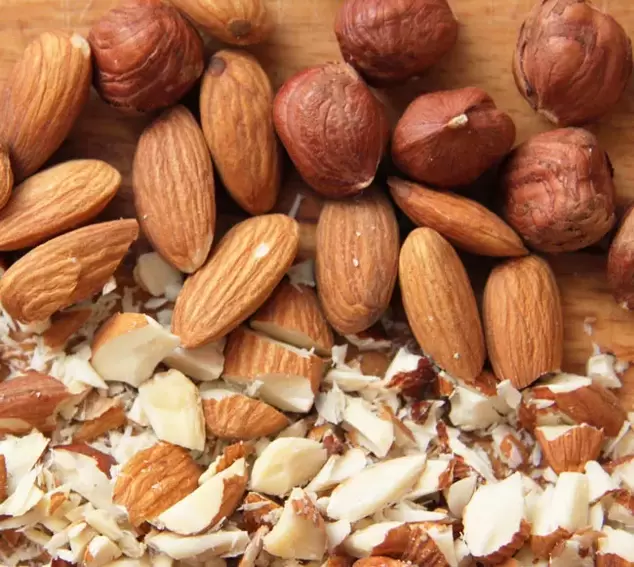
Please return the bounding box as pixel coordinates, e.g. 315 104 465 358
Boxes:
514 0 632 126
502 128 616 252
273 63 389 199
392 87 516 188
334 0 458 86
535 424 604 474
608 206 634 308
0 146 13 210
88 0 204 112
73 403 127 443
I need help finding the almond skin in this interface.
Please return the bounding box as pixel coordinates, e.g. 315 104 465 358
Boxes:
535 424 604 474
172 214 299 348
608 206 634 308
0 160 121 251
133 105 215 273
0 146 12 210
200 50 280 215
483 256 563 389
388 177 527 257
0 32 92 181
399 227 485 381
0 220 139 323
316 188 399 335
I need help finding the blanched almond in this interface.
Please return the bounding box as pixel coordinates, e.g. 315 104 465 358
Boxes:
535 424 604 474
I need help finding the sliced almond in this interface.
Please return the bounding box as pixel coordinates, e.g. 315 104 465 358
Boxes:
535 424 603 474
342 397 394 458
163 339 225 382
73 403 126 443
242 492 283 533
134 252 183 300
146 529 250 560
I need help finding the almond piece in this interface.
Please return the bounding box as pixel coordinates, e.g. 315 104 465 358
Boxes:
134 252 183 299
388 177 527 257
0 146 14 210
113 442 201 526
0 219 139 324
406 458 454 500
91 313 180 387
316 188 399 335
399 227 485 382
597 527 634 566
251 279 334 356
83 535 122 567
200 50 280 214
0 160 121 251
0 32 91 181
483 255 563 389
146 529 249 560
73 404 126 443
242 492 283 532
172 214 299 348
535 424 604 474
163 340 225 382
343 397 394 458
201 389 289 440
133 105 215 273
42 308 92 350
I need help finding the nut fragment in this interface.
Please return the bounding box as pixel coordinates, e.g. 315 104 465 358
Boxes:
597 526 634 566
73 404 126 443
535 424 603 474
242 492 283 532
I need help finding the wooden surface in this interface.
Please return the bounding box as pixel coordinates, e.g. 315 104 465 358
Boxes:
1 0 634 372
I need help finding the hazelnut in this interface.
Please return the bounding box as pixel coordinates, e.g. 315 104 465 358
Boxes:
514 0 632 126
391 87 516 188
501 128 616 253
88 0 204 112
608 207 634 309
334 0 458 86
273 63 389 199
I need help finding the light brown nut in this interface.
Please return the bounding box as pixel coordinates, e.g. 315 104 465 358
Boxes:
133 105 215 273
0 147 12 210
242 492 282 533
172 214 299 348
73 404 127 443
608 206 634 309
535 424 604 474
200 50 280 215
42 308 92 351
483 255 563 389
0 32 91 181
399 228 485 382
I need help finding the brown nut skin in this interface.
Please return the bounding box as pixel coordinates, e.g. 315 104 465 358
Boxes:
334 0 458 86
608 207 634 309
273 63 389 199
392 87 516 188
501 128 616 253
88 0 204 113
514 0 632 126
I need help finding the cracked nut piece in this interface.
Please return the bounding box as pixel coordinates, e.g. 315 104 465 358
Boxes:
335 0 458 86
608 206 634 309
535 424 604 474
163 340 225 382
514 0 632 126
88 0 204 112
242 492 283 532
146 529 249 559
501 128 616 252
273 63 389 199
393 87 516 188
597 527 634 566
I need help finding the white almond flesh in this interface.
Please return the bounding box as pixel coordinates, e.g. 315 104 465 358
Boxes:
315 384 347 425
343 397 394 458
0 467 43 516
589 501 605 531
585 460 618 503
383 347 424 386
0 431 49 494
163 340 225 382
325 520 351 553
327 454 427 522
324 367 380 392
342 522 402 557
586 353 621 388
305 448 367 493
91 314 180 387
138 369 205 451
610 457 634 491
250 438 327 497
134 252 183 300
445 476 478 519
607 491 634 528
597 526 634 562
406 458 451 500
263 488 327 560
428 524 458 567
448 386 501 431
382 501 449 523
83 535 122 567
146 530 250 559
550 472 589 532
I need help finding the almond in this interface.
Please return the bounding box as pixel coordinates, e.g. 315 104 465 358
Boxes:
316 188 399 335
113 441 201 526
483 255 563 389
0 32 92 181
133 105 216 273
597 527 634 566
56 442 116 476
535 424 604 474
146 529 249 560
0 146 12 210
200 50 281 215
42 308 92 350
251 278 334 356
388 177 527 257
242 492 283 532
0 219 138 323
163 340 225 382
172 214 299 348
399 227 485 382
73 404 126 443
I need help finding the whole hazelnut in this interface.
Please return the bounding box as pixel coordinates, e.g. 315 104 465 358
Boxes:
514 0 632 126
608 207 634 309
273 63 389 199
88 0 204 112
502 128 616 253
334 0 458 86
392 87 516 188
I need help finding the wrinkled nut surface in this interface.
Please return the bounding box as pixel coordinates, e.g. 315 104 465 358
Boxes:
273 63 389 199
88 0 204 112
334 0 458 85
608 206 634 309
514 0 632 126
502 128 616 252
0 146 12 210
392 86 516 188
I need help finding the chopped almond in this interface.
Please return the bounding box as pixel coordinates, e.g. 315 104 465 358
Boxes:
133 252 183 299
73 404 126 443
445 475 478 519
585 460 619 503
383 348 436 397
145 529 250 559
343 397 394 457
407 458 453 500
163 339 225 382
535 424 604 474
597 527 634 566
239 525 269 567
241 492 283 533
83 535 122 567
607 489 634 528
42 308 92 350
305 448 367 493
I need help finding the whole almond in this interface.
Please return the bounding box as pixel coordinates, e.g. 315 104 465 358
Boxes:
399 228 485 381
172 214 299 348
0 160 121 251
0 220 139 323
0 147 12 210
133 105 215 273
0 32 92 181
388 178 527 257
316 188 399 335
200 50 280 215
483 255 563 389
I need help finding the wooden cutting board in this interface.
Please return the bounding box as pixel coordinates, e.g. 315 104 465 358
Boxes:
1 0 634 372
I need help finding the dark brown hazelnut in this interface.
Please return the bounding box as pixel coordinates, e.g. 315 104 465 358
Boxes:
608 207 634 309
334 0 459 86
392 87 516 188
502 128 616 253
514 0 632 126
88 0 204 112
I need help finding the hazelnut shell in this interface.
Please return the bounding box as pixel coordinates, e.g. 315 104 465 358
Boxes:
608 206 634 309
